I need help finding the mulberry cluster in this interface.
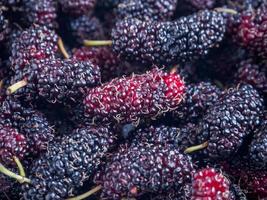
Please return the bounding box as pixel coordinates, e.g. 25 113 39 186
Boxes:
9 59 101 104
58 0 96 16
116 0 178 21
21 0 58 28
10 25 58 70
23 126 117 200
83 68 185 125
96 144 194 199
112 10 226 65
193 84 263 160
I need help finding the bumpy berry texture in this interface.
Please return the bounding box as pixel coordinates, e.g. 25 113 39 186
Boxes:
22 0 58 28
193 84 263 160
192 168 230 200
83 68 185 125
112 10 226 65
73 46 144 82
249 113 267 168
232 5 267 59
235 60 267 98
172 82 222 124
96 144 194 199
0 126 28 166
0 10 10 43
116 0 178 21
9 59 101 104
185 0 216 9
23 126 117 199
10 25 58 70
59 0 96 16
70 15 104 43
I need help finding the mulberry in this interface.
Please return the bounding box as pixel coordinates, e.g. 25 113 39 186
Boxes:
111 10 226 65
8 59 101 104
58 0 96 16
96 144 194 199
116 0 178 21
83 68 185 125
0 10 10 43
22 126 117 199
187 84 263 160
10 25 59 71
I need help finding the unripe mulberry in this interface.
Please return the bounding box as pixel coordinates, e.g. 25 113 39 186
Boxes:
83 68 185 125
22 126 117 200
112 10 226 65
96 144 194 199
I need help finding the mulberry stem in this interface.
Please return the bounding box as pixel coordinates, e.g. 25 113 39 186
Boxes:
0 163 31 184
13 156 26 177
184 141 209 153
66 185 102 200
84 40 112 46
58 37 70 59
7 79 28 95
215 7 238 15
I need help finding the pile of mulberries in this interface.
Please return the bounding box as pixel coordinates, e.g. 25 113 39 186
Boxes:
0 1 266 200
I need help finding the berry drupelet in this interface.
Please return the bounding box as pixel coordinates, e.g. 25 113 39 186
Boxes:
192 168 230 200
187 84 264 160
69 15 105 43
111 10 226 65
23 126 117 200
58 0 96 16
21 0 58 28
0 10 10 43
172 82 222 124
116 0 178 21
249 113 267 168
8 59 101 104
235 60 267 98
10 25 58 71
0 126 28 166
83 68 185 125
96 144 194 199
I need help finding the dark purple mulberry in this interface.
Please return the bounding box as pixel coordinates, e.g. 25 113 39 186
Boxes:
58 0 96 16
22 126 117 199
96 144 194 199
0 10 10 43
112 10 226 65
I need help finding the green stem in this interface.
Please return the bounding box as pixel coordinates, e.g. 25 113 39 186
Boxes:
13 156 26 177
66 185 102 200
215 7 238 15
84 40 112 46
184 141 209 154
7 79 28 95
58 37 70 59
0 163 31 184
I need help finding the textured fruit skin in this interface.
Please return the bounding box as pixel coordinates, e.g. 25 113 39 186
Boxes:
73 46 144 82
235 60 267 98
112 10 226 65
10 25 58 70
10 59 101 104
0 10 10 43
116 0 178 21
192 168 230 200
172 82 221 124
83 68 185 125
22 0 58 28
232 5 267 58
249 113 267 168
70 15 104 43
23 126 117 200
59 0 96 16
96 144 194 199
0 126 28 166
185 0 216 9
194 84 263 160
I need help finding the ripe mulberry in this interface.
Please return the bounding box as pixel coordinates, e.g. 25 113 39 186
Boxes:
189 84 264 160
116 0 178 21
10 25 58 71
22 126 117 199
0 10 10 43
8 59 101 104
192 168 230 200
58 0 96 16
21 0 58 28
112 10 226 65
83 68 185 125
96 144 194 199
